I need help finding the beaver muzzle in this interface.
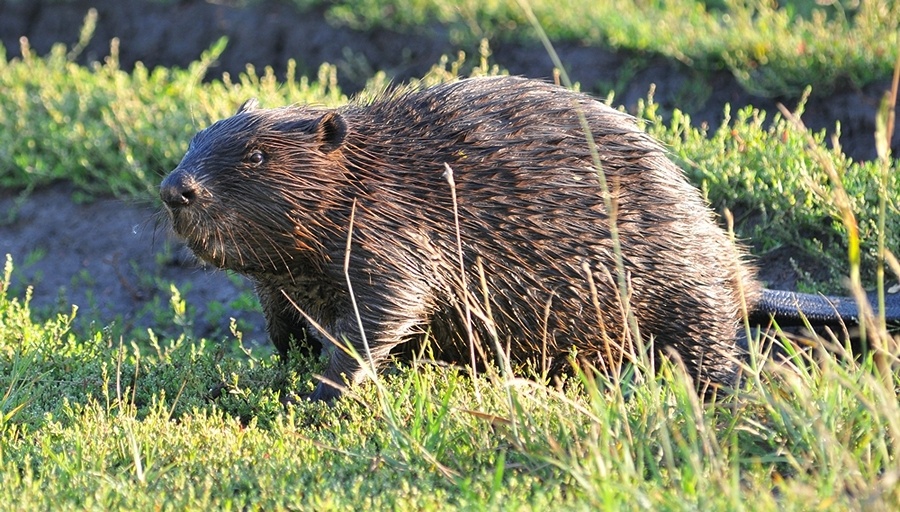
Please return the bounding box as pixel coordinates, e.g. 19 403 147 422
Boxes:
160 168 198 210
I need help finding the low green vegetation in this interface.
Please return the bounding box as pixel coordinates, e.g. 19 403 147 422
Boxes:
1 6 899 509
9 1 897 97
0 32 344 200
640 94 900 289
305 0 899 97
2 253 900 509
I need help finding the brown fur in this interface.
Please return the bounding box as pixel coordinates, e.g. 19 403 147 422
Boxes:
160 76 761 401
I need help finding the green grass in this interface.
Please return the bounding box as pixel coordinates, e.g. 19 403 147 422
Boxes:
306 0 899 97
2 10 900 510
2 254 900 509
639 93 900 289
0 31 345 200
8 1 896 97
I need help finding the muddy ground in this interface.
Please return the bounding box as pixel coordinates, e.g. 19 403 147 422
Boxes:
0 184 267 342
0 0 895 343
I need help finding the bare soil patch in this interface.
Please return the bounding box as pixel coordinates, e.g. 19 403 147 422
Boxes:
0 185 266 342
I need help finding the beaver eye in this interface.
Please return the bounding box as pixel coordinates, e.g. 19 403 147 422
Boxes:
247 150 265 166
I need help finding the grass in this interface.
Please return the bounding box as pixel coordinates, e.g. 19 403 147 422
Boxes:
0 28 345 200
1 7 899 510
2 253 900 509
7 1 896 98
640 92 900 289
306 0 900 97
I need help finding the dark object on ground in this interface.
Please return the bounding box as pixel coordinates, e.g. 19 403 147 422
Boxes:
159 76 897 402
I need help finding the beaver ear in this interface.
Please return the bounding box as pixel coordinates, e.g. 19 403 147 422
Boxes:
237 98 260 114
315 112 347 153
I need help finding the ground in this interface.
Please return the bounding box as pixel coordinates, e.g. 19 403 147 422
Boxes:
0 184 267 342
0 0 894 344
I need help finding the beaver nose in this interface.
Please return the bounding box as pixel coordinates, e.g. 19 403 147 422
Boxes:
160 169 197 209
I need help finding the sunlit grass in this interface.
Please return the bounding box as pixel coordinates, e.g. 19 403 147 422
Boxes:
2 251 899 508
1 5 898 508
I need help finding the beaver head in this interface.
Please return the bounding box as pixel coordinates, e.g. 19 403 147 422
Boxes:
159 100 349 274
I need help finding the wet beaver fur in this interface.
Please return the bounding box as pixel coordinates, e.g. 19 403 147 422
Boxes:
160 76 895 401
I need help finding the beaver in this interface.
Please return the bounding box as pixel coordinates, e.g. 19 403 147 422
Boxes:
160 76 898 401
